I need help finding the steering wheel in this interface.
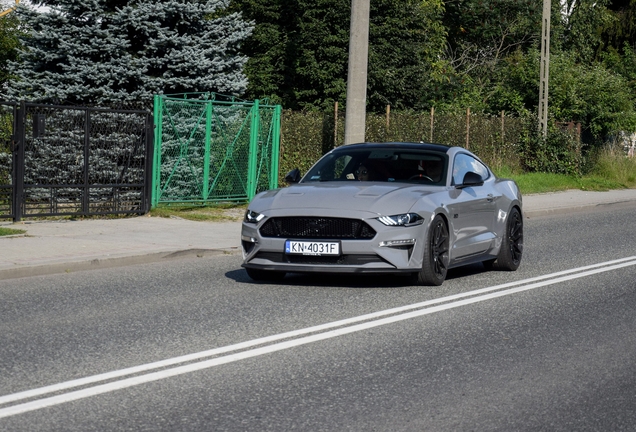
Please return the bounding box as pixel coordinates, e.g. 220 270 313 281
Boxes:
408 173 434 182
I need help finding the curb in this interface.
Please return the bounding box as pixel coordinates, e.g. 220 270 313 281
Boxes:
0 247 241 282
523 199 636 218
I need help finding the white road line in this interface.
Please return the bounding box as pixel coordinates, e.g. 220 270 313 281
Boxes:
2 255 634 407
1 257 635 419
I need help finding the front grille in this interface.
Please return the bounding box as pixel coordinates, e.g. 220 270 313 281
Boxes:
260 217 376 239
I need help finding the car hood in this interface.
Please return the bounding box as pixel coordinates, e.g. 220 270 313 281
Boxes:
250 182 439 216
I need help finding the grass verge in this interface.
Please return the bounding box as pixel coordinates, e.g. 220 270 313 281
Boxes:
494 149 636 194
148 203 247 222
0 227 26 237
497 171 629 194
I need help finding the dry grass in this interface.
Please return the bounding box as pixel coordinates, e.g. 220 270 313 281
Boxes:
148 203 247 222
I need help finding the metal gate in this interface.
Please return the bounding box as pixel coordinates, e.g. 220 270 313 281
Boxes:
151 93 281 207
0 102 15 220
0 101 153 222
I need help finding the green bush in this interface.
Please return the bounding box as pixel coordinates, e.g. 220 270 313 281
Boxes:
518 116 585 176
279 110 334 184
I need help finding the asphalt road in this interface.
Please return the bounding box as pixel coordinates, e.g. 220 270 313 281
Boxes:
1 207 636 431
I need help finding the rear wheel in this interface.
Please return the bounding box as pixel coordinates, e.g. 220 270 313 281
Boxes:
493 207 523 271
414 215 449 286
245 267 286 282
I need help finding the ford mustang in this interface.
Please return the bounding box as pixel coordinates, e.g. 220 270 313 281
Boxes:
241 142 523 285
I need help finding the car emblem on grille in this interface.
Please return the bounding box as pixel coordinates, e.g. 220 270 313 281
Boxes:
308 219 328 234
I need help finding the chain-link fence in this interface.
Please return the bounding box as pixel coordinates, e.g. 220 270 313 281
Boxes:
279 108 529 183
152 93 281 207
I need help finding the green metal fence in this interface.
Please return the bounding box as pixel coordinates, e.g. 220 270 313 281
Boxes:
151 93 281 207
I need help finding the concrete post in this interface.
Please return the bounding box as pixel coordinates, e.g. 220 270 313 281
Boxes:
344 0 370 145
538 0 551 137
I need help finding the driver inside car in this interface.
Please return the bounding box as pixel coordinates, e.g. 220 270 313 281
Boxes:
417 158 443 182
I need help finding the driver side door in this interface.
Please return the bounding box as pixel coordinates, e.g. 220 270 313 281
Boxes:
446 153 498 261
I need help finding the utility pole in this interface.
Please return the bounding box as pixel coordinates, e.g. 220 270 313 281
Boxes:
538 0 551 137
344 0 370 145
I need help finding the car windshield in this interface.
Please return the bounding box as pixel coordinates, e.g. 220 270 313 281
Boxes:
301 147 448 185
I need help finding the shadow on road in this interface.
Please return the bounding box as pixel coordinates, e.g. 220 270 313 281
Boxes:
225 262 490 288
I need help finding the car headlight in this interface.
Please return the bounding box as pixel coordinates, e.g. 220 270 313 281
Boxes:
377 213 424 226
244 210 265 224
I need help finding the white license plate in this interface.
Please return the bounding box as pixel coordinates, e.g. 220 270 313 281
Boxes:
285 240 340 256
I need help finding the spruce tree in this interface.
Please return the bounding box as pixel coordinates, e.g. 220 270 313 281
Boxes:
4 0 253 105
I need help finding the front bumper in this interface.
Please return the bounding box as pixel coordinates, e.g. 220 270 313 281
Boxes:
241 216 429 274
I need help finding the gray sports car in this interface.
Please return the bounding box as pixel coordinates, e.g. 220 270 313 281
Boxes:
241 142 523 285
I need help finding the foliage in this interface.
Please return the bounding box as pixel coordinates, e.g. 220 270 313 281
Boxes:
554 0 616 64
0 104 12 186
225 0 284 107
487 47 636 140
603 0 636 50
4 0 252 105
228 0 349 111
517 114 585 176
443 0 541 49
0 14 21 88
434 0 541 112
366 0 446 111
600 43 636 96
230 0 446 112
545 50 636 139
279 110 331 182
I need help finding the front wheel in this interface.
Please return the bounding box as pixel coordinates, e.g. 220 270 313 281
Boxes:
413 215 449 286
245 267 286 282
493 207 523 271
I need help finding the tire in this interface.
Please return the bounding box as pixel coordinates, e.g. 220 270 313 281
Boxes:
493 207 523 271
414 215 449 286
245 267 286 282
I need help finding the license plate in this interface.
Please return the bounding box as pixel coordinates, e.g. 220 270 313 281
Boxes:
285 240 340 256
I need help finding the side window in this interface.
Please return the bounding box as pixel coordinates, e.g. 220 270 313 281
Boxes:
451 154 490 185
333 155 351 179
306 154 352 181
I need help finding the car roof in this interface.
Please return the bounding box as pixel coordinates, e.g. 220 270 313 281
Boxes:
334 142 453 154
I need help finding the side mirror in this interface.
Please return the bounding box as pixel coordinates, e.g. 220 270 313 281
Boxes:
457 171 484 188
285 168 301 184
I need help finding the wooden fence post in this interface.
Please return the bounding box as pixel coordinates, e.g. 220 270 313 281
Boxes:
465 107 470 149
501 111 505 147
430 107 435 142
386 105 391 135
334 101 338 148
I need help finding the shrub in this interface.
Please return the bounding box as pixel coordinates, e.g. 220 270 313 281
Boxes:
518 116 585 176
